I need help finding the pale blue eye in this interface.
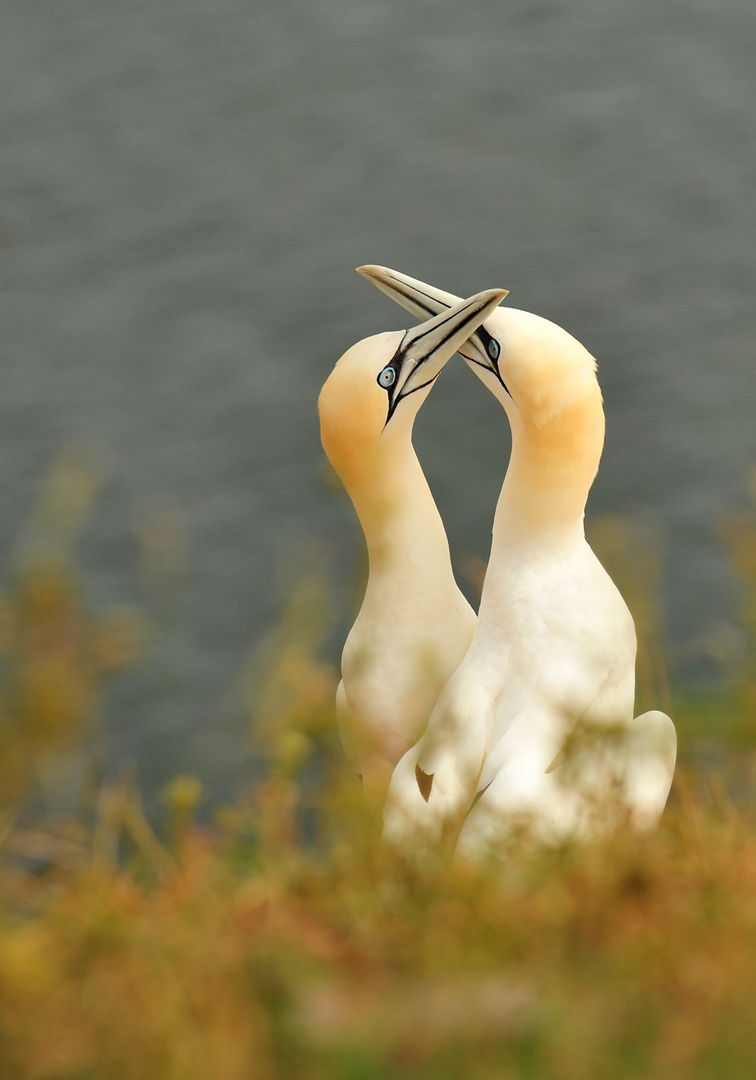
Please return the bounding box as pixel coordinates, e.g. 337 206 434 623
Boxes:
378 366 396 388
488 339 500 361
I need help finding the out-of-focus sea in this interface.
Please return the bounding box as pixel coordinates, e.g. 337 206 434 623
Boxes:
1 0 755 801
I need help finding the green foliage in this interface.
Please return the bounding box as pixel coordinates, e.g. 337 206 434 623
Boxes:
0 454 756 1076
2 775 756 1078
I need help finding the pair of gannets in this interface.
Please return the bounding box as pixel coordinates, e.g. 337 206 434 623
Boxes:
318 267 676 858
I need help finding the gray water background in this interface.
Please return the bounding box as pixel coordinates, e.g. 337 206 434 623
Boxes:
1 0 755 801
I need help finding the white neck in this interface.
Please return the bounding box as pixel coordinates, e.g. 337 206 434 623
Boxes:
491 399 604 555
345 422 454 590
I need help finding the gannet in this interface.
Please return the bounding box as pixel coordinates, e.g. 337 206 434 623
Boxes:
359 266 677 856
318 288 508 811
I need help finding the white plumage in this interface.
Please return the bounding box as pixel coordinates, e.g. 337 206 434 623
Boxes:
318 288 507 811
359 266 677 858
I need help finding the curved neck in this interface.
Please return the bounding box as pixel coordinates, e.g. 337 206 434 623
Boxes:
343 429 452 583
492 399 604 551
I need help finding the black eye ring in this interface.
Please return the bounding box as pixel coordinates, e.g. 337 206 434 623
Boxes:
378 366 396 389
487 339 500 361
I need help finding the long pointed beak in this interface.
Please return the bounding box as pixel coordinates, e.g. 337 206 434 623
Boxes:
357 264 509 382
382 287 508 422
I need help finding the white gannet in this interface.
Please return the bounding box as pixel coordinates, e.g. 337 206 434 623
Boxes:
359 266 676 856
318 288 507 811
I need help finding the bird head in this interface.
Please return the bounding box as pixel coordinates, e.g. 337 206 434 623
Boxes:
476 306 603 436
357 264 509 386
318 288 507 483
356 265 602 436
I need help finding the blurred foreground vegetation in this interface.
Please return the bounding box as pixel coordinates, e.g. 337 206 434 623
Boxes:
2 452 756 1077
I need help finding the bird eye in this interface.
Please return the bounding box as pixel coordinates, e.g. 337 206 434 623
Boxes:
487 339 500 361
378 366 396 389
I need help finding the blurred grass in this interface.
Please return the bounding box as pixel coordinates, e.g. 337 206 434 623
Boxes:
1 452 756 1076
